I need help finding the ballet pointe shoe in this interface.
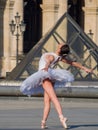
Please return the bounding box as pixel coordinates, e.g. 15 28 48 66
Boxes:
59 115 68 129
41 120 48 129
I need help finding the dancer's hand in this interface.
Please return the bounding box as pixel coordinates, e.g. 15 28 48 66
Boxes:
82 66 93 73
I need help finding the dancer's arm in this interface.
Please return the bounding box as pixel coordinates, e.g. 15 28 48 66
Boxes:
61 58 93 73
43 55 54 71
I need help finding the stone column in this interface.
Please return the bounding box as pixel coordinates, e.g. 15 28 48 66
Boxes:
10 0 24 66
13 0 24 55
0 1 4 57
83 0 98 44
41 0 59 35
41 0 67 52
57 0 68 69
41 0 59 52
58 0 67 19
0 0 7 77
57 0 67 44
1 0 12 76
83 0 98 77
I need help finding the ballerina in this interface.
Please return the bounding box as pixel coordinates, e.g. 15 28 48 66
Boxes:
20 44 92 129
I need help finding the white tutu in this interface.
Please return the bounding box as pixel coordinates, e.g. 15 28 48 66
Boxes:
20 69 74 96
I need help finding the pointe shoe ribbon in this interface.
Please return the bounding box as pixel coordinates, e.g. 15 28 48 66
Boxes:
41 120 48 129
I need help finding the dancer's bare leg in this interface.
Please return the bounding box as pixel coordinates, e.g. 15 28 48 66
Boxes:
42 79 63 116
41 91 51 129
42 91 51 121
42 79 68 128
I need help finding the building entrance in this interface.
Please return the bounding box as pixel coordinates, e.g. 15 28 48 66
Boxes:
68 0 84 29
23 0 42 53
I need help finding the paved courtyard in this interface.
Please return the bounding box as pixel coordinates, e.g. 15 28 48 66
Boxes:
0 97 98 130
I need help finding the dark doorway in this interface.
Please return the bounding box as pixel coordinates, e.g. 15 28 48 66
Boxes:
67 0 85 57
68 0 84 29
23 0 42 53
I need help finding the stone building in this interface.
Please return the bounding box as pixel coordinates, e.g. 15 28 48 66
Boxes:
0 0 98 78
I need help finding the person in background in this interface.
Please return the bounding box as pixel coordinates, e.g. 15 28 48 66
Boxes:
20 44 93 129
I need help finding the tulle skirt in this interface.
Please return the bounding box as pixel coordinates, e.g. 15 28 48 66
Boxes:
20 68 74 96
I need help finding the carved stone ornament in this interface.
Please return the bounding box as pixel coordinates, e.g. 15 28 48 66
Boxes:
9 0 15 7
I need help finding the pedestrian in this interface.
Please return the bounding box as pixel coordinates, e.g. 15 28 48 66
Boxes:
20 44 92 129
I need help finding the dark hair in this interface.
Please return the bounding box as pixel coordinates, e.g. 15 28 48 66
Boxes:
60 44 70 56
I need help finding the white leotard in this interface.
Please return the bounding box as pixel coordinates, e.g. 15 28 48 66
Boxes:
38 52 61 70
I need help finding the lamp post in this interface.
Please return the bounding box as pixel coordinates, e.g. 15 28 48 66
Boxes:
9 12 26 65
88 29 94 79
88 29 93 39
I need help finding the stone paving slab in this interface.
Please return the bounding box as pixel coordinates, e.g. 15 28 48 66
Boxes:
0 97 98 130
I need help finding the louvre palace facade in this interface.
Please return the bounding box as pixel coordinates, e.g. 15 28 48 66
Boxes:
0 0 98 79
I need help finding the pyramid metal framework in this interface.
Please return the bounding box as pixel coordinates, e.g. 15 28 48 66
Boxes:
7 13 98 81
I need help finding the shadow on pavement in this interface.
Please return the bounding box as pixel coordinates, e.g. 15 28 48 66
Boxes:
68 124 98 129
